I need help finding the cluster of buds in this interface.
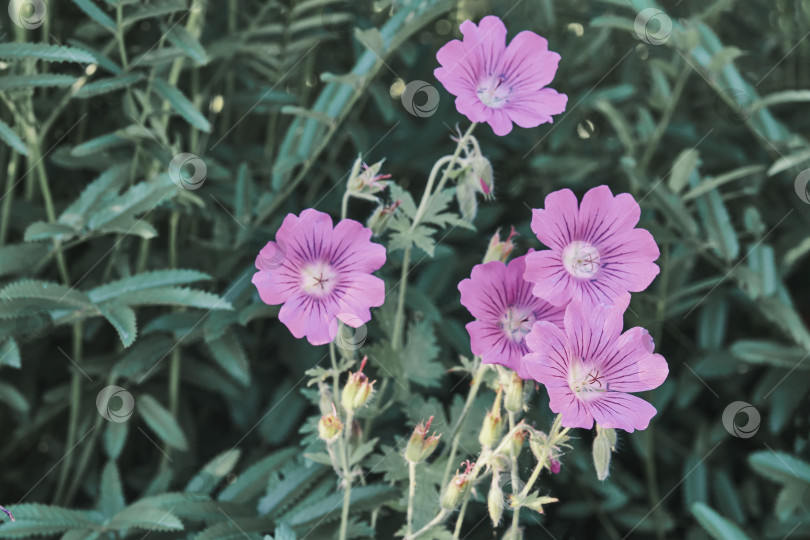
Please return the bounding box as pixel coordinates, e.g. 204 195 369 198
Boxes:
478 387 504 449
404 416 441 464
529 429 566 475
483 226 518 264
341 356 375 413
318 403 343 444
592 424 617 481
454 134 494 221
367 199 401 236
347 156 392 196
441 460 476 510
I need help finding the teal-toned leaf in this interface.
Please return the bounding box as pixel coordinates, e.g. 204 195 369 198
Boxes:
73 0 114 29
162 22 208 64
219 447 298 503
0 280 93 309
89 269 212 303
0 381 28 414
58 165 128 228
0 244 47 277
402 320 443 388
0 74 77 91
691 502 752 540
0 43 95 64
74 74 142 99
206 330 250 386
24 221 79 242
98 304 137 347
99 461 126 516
111 287 232 311
138 394 188 451
153 78 211 132
104 420 128 460
0 118 28 155
284 484 398 527
0 504 99 537
749 451 810 485
70 132 129 157
121 0 186 27
0 338 21 369
106 505 183 532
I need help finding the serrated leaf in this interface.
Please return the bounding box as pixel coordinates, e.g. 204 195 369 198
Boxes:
75 74 142 99
153 77 211 132
89 269 212 303
284 484 398 527
0 338 21 369
0 118 27 156
0 74 78 91
24 221 79 242
106 505 183 532
138 394 188 451
0 43 95 64
0 280 93 309
219 447 298 503
98 304 137 347
691 502 751 540
402 320 443 388
258 463 327 517
0 504 99 538
104 420 128 460
162 22 208 64
111 287 232 311
73 0 115 30
0 244 47 277
58 165 128 228
121 0 186 27
70 132 129 157
749 451 810 485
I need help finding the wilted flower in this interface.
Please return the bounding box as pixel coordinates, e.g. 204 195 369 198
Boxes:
441 460 476 510
483 226 518 263
459 254 564 379
524 185 660 308
367 199 401 236
434 16 567 136
455 135 494 221
487 471 505 525
523 301 669 432
342 356 375 412
479 388 504 449
318 404 343 443
251 209 386 345
405 415 442 464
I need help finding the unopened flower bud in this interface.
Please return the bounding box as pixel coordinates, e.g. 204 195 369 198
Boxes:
478 388 504 449
404 416 441 464
455 136 494 222
597 424 617 450
511 429 526 458
550 458 561 474
592 432 612 481
487 472 504 526
503 370 523 413
347 157 391 194
318 404 343 444
524 495 559 514
483 226 518 264
367 200 401 236
441 460 475 510
341 356 375 413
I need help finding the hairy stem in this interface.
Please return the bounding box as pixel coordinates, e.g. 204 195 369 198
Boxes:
441 361 486 486
406 461 417 535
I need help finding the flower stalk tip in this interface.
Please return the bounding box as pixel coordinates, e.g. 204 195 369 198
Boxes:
318 403 344 444
405 415 442 464
342 356 375 413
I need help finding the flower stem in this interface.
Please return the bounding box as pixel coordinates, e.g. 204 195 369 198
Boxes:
508 412 521 538
406 461 417 535
341 190 351 221
441 361 486 486
338 408 354 540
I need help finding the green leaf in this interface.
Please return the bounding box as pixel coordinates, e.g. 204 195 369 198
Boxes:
402 320 443 388
138 394 189 451
74 74 143 99
186 449 242 499
691 502 752 540
682 165 765 201
749 451 810 485
106 505 183 532
284 484 398 527
694 184 739 261
0 381 28 414
98 304 137 347
219 447 298 503
0 338 21 369
258 462 328 517
111 287 232 310
0 43 95 64
162 22 208 64
70 132 129 157
767 148 810 176
668 149 700 194
73 0 115 30
86 174 176 230
0 244 47 278
0 280 93 309
0 504 99 538
104 420 128 460
206 330 250 386
89 269 212 303
58 165 128 228
730 340 809 369
153 77 211 132
0 118 28 156
24 221 79 242
121 0 186 27
755 90 810 110
0 74 78 91
99 461 126 516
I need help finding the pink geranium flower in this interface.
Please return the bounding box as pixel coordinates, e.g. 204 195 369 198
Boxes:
459 254 564 379
434 15 567 136
252 209 386 346
524 185 660 308
523 301 668 432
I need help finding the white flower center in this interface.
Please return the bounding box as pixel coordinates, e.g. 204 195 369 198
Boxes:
499 306 535 342
300 261 337 297
562 241 600 279
477 75 511 108
568 359 607 398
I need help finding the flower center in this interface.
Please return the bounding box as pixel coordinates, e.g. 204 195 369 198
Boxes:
300 261 337 297
499 306 535 342
568 359 607 398
477 75 511 108
562 241 601 279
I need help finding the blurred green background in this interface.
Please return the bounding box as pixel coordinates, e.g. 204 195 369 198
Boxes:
1 0 809 538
